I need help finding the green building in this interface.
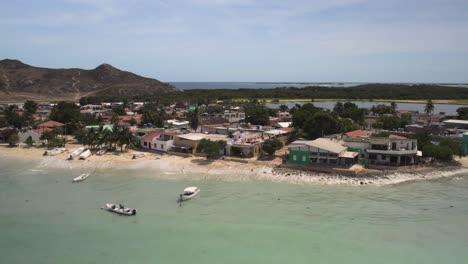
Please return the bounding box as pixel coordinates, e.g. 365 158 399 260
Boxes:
463 132 468 155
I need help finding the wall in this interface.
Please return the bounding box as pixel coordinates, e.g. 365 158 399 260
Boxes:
288 150 310 165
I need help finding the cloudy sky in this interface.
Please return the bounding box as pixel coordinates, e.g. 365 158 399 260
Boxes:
1 0 468 82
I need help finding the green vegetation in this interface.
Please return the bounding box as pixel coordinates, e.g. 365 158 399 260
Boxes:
24 100 38 115
196 139 226 157
187 108 200 130
40 129 66 149
411 133 463 161
25 136 34 148
141 102 165 127
80 84 468 105
262 138 283 156
74 125 137 152
456 107 468 120
373 114 411 130
424 99 435 115
243 103 270 125
291 103 355 139
8 133 19 147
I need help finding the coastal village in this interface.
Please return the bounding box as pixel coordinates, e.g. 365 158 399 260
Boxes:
1 99 468 183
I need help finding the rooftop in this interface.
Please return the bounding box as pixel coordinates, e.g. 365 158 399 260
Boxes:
345 129 370 138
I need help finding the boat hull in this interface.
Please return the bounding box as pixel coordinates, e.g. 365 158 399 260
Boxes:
104 203 137 216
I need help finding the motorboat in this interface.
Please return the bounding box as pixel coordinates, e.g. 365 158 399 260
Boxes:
132 153 145 159
72 173 90 183
79 149 92 160
44 147 66 156
178 186 200 202
67 147 85 160
103 203 137 216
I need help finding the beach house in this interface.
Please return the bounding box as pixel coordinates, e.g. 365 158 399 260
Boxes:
288 138 359 166
140 131 179 152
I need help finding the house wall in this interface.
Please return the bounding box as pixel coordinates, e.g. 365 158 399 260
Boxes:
288 150 310 165
18 131 41 144
173 137 200 154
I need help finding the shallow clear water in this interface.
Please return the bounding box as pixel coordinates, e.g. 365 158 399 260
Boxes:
1 156 468 263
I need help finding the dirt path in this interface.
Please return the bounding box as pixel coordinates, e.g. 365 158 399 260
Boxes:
72 70 81 100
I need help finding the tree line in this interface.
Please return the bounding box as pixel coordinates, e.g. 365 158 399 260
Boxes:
79 84 468 105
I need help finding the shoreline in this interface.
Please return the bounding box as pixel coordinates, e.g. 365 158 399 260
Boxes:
1 144 467 186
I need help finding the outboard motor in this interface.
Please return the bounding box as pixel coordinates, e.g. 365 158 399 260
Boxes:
132 209 136 215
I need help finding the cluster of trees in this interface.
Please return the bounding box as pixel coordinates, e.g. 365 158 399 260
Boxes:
243 102 270 126
40 129 66 149
196 139 226 157
140 102 165 127
333 102 367 125
1 100 38 128
79 84 468 105
373 114 412 130
412 133 463 161
74 125 137 152
291 103 356 139
261 138 283 156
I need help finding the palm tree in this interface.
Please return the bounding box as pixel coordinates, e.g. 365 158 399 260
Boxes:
424 99 434 115
187 108 200 131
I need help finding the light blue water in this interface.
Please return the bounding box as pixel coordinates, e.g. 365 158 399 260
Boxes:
266 101 465 114
1 156 468 263
170 82 468 90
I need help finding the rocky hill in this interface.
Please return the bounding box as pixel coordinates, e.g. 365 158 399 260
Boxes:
0 59 178 102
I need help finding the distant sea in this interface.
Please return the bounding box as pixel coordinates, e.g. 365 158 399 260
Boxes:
169 82 468 90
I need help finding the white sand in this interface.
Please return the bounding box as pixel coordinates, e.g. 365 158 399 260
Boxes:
1 144 467 186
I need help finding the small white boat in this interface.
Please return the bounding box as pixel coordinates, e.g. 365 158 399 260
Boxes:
44 147 66 156
96 147 108 155
132 153 145 159
67 147 85 160
103 203 137 216
79 149 92 160
179 186 200 202
72 173 90 182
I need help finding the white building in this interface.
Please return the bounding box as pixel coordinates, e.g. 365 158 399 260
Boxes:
141 131 179 152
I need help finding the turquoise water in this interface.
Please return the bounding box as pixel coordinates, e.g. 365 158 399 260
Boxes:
1 156 468 263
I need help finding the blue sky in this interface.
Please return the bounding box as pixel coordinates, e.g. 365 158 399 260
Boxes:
1 0 468 82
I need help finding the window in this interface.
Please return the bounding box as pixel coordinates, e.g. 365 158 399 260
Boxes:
144 142 147 147
369 154 377 160
302 156 306 162
381 155 386 160
293 155 297 161
161 144 164 150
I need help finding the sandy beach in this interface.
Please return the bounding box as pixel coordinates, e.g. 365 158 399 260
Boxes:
1 143 467 186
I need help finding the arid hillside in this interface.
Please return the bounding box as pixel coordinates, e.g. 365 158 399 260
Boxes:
0 59 178 102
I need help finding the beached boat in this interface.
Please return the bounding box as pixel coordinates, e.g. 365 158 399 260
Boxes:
79 149 92 160
132 153 145 159
44 147 66 156
96 147 108 155
72 173 90 183
103 203 137 216
179 186 200 202
67 147 85 160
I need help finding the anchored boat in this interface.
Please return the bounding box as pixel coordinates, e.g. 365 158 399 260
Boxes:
178 186 200 202
103 203 137 216
72 173 90 183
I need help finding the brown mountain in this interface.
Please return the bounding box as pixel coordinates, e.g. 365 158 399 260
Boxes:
0 59 178 102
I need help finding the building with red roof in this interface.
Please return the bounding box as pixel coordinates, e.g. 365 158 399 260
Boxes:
38 120 64 129
345 129 370 138
140 130 180 152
